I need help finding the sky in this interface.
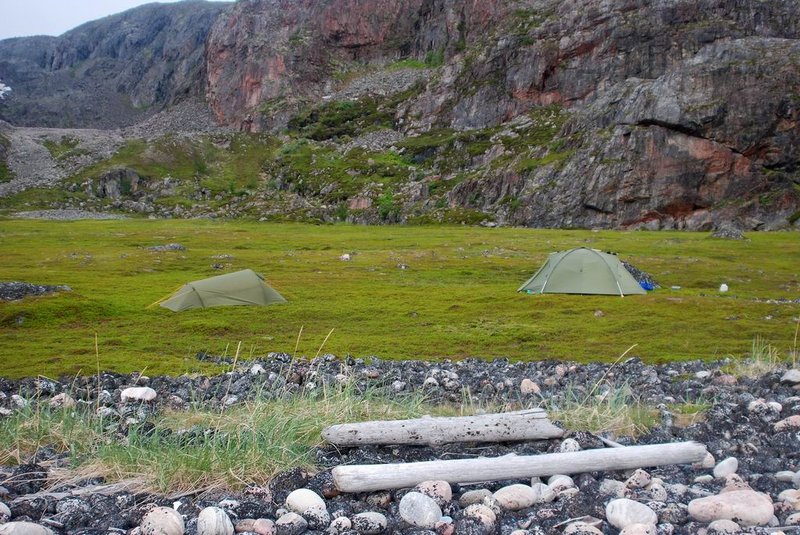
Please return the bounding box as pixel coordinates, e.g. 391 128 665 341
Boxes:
0 0 234 40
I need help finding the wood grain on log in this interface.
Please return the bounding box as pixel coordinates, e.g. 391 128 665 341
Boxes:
332 441 708 492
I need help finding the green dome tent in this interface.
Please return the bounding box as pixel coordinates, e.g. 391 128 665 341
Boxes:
156 269 286 312
518 247 646 296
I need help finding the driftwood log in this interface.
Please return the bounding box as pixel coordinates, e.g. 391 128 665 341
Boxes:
332 441 708 492
322 408 564 447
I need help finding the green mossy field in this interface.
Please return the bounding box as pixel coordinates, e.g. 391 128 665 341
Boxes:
0 219 798 379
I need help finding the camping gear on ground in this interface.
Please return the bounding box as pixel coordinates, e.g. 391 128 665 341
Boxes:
155 269 286 311
518 247 646 296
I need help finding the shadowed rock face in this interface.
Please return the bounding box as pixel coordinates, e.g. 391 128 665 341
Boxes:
0 1 228 128
1 0 798 229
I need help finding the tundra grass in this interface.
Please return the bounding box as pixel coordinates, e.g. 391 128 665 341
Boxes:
0 220 798 379
0 382 437 492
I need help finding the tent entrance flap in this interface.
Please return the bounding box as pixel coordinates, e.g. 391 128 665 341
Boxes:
518 247 645 296
156 269 287 312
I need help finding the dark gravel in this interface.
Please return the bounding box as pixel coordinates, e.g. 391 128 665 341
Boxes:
1 353 799 535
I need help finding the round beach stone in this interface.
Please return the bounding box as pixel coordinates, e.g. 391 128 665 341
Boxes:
351 512 387 534
327 516 351 534
140 506 185 535
648 483 668 502
463 504 496 528
275 512 307 535
620 524 657 535
559 438 581 452
775 415 800 432
459 489 492 507
563 521 603 534
121 387 157 402
520 378 540 395
399 491 442 528
707 519 741 534
0 502 9 522
415 480 452 506
530 483 556 503
252 518 276 535
493 484 537 511
606 498 658 530
793 471 800 488
701 453 716 469
285 489 325 514
600 478 627 497
785 512 800 526
301 505 330 530
197 507 234 535
548 474 575 493
0 522 54 535
778 489 800 509
49 393 76 409
776 471 796 482
688 490 774 526
781 369 800 384
713 457 738 479
625 469 652 489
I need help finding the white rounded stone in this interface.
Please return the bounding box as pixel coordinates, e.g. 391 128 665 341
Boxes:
493 484 537 511
351 512 387 535
778 489 800 509
648 483 668 502
620 524 657 535
563 522 603 534
140 506 185 535
285 489 325 514
327 516 351 534
701 453 716 469
688 490 774 527
548 474 575 492
121 387 157 402
463 504 496 527
707 519 741 534
625 469 652 489
0 502 9 521
776 471 797 482
599 478 627 497
197 507 233 535
252 518 276 535
781 369 800 384
49 393 76 409
606 498 658 530
713 457 739 479
275 512 307 534
302 505 330 530
520 378 540 395
785 512 800 526
530 483 556 503
0 522 55 535
399 492 442 528
458 489 492 507
415 480 452 506
559 438 581 452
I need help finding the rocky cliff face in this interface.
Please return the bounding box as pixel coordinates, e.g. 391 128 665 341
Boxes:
0 1 228 128
1 0 798 230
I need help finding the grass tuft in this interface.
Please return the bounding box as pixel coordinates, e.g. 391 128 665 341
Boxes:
727 335 785 378
0 380 439 494
545 383 658 438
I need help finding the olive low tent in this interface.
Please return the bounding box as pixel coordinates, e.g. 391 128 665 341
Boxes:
156 269 286 311
518 247 646 296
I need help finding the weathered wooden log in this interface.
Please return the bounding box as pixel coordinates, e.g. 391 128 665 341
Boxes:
332 441 708 492
322 408 564 447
